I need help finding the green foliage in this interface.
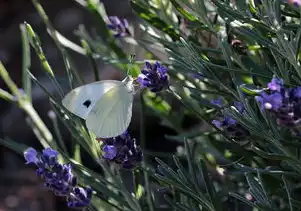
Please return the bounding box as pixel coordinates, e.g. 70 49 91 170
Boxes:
2 0 301 210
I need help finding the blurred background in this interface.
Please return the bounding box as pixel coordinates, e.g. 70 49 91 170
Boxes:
0 0 143 210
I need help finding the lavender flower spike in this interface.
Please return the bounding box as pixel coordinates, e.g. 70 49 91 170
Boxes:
255 77 301 127
23 147 92 208
267 78 284 92
137 61 169 93
99 131 143 169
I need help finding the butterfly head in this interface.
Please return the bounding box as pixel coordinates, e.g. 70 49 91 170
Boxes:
122 76 135 93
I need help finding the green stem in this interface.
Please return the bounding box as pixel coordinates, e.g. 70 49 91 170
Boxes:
0 88 14 102
20 23 32 102
0 62 23 100
0 62 54 149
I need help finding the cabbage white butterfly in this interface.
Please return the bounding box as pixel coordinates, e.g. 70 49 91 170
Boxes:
62 76 134 138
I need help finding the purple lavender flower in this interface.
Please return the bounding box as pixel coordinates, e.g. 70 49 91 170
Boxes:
137 61 169 93
255 92 283 110
24 147 38 164
255 78 301 127
107 16 130 38
99 131 143 169
24 147 92 208
103 145 117 160
211 97 223 108
212 116 236 128
212 102 249 139
267 78 284 92
233 102 244 113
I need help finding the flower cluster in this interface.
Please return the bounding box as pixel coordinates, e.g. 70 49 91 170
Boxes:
256 78 301 127
98 131 143 169
212 102 250 139
24 147 92 208
137 61 169 92
107 16 130 38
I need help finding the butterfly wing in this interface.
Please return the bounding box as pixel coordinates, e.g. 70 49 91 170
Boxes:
85 84 133 138
62 80 123 119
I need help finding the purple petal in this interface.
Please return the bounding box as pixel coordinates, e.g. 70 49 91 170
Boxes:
137 74 147 86
103 145 117 160
267 78 283 92
224 116 236 126
257 92 283 110
24 147 38 164
211 97 223 107
212 120 222 128
158 66 168 75
144 61 152 70
42 148 59 158
255 96 265 111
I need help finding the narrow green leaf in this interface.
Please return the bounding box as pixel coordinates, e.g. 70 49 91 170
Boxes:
164 195 192 211
248 0 257 15
156 158 183 182
20 23 32 102
295 26 301 61
155 174 212 210
0 62 24 100
173 156 189 184
25 23 64 97
240 84 267 95
25 23 54 77
0 88 14 102
229 192 259 209
282 176 294 211
0 138 28 156
169 0 197 21
251 145 294 161
274 0 281 25
130 0 180 41
245 173 269 205
199 159 222 211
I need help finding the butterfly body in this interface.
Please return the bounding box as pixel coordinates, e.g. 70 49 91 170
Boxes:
62 77 134 138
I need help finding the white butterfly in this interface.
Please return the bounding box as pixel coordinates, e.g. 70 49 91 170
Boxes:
62 76 135 138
